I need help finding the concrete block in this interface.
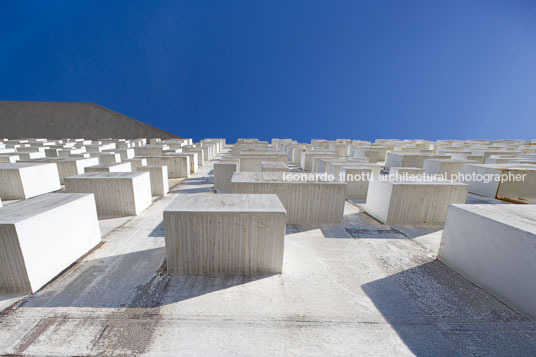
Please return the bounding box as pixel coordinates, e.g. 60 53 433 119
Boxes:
300 152 336 171
390 167 425 176
15 152 46 160
139 156 189 178
423 159 476 180
91 152 121 164
461 164 536 203
232 172 346 224
365 179 468 225
340 167 373 199
214 161 238 193
439 204 536 319
124 158 147 171
385 152 451 169
137 165 169 197
64 172 152 217
0 155 20 163
0 163 61 200
19 158 101 184
164 193 286 274
0 193 101 293
261 161 288 172
84 162 132 173
165 153 198 173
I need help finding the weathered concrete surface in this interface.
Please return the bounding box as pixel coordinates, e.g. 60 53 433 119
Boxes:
0 154 535 355
0 101 180 140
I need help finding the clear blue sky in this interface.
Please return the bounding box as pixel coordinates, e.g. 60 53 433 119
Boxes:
1 1 535 142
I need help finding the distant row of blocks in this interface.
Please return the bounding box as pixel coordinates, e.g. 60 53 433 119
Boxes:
0 162 169 216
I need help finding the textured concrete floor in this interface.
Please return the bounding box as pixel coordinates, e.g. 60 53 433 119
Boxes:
1 153 536 356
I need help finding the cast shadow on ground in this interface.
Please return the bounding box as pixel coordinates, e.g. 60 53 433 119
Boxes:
21 247 276 309
361 260 536 356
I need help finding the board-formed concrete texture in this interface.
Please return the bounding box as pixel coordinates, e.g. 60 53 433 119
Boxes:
164 194 286 274
84 162 132 173
365 179 469 225
139 155 190 178
17 157 99 184
390 167 425 176
261 161 289 172
385 152 451 169
0 163 61 199
231 172 346 224
214 161 238 193
64 172 152 217
461 163 536 203
2 135 536 355
0 193 101 293
423 159 476 180
341 166 373 199
439 204 536 319
137 165 169 197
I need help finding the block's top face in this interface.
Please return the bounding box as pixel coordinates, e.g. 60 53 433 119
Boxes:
0 193 93 224
86 163 129 169
66 172 147 179
261 161 287 168
165 193 286 213
232 172 346 185
214 162 237 167
0 162 55 170
450 204 536 234
138 165 165 170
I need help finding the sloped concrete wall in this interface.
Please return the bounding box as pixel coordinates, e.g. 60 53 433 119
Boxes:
0 101 180 140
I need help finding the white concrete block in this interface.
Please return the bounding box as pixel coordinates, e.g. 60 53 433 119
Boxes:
214 161 238 193
0 163 61 200
0 155 20 163
167 152 198 173
0 193 101 293
84 162 132 173
385 152 451 169
124 158 147 171
461 164 536 203
232 172 346 224
365 179 468 225
137 165 169 197
389 167 425 176
423 159 476 180
340 167 373 199
439 204 536 319
138 156 189 178
261 161 288 172
300 152 336 171
164 194 286 274
64 172 152 217
91 152 121 164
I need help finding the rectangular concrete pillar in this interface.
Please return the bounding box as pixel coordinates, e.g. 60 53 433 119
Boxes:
365 179 468 225
137 165 169 197
64 172 152 217
439 204 536 320
0 163 61 200
0 193 101 293
232 172 346 224
164 194 286 274
214 161 238 193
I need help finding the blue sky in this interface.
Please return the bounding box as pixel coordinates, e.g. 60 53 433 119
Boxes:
1 0 535 142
